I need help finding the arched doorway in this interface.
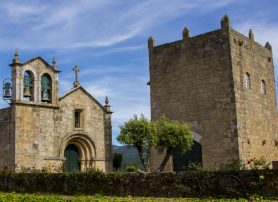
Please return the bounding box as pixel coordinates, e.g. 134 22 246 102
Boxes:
173 141 202 171
61 132 96 171
64 144 80 172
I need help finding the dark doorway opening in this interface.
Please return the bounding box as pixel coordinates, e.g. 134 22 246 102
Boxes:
173 141 202 171
64 144 80 172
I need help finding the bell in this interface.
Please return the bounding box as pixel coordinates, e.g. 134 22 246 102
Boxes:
41 89 50 101
3 82 11 99
23 86 31 98
4 88 11 98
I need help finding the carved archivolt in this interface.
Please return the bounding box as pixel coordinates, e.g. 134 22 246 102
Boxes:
60 132 96 163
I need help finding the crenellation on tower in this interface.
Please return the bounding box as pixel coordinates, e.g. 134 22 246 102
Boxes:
182 27 190 39
221 14 231 30
265 42 272 51
149 15 278 171
148 36 155 49
248 29 254 41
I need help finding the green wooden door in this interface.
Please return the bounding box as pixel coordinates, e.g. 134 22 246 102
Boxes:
64 144 80 172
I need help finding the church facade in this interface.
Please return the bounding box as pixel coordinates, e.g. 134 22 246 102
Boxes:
148 15 278 171
0 51 113 172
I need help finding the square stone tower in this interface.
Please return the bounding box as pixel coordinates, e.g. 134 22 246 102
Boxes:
148 15 278 170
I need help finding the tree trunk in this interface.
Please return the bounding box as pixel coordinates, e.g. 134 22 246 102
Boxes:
145 148 151 172
157 148 172 172
136 146 148 172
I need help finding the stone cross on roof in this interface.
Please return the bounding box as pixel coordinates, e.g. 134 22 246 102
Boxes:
73 65 80 88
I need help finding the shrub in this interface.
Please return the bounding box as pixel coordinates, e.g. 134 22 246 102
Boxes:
125 165 137 172
247 157 271 170
219 159 246 171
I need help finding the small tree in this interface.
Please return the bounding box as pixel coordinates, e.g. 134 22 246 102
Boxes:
155 115 193 172
113 152 123 171
117 115 156 172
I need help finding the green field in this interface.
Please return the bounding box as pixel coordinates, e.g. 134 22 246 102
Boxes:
0 193 275 202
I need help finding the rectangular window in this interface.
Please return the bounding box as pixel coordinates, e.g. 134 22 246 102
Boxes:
75 111 80 128
74 109 84 128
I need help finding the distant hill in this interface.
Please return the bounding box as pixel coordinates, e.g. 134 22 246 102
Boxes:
112 145 142 169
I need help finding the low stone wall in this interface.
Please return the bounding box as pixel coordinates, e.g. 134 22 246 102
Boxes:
0 170 277 198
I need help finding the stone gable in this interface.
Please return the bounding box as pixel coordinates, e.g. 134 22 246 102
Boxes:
0 54 112 172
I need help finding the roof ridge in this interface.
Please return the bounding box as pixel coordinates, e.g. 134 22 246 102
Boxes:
19 56 60 73
59 86 112 114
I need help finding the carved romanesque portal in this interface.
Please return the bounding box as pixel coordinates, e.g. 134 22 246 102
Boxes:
61 132 96 171
64 144 80 172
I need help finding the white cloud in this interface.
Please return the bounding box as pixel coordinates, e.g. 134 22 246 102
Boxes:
86 45 144 57
85 85 111 98
0 0 236 50
235 21 278 91
73 70 151 139
0 0 241 146
59 79 74 95
1 2 47 21
235 22 278 60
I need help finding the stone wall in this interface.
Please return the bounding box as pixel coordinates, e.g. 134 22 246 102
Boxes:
12 87 112 172
14 104 58 170
229 29 278 165
149 28 238 170
0 56 113 172
0 107 14 169
58 88 112 172
148 17 278 171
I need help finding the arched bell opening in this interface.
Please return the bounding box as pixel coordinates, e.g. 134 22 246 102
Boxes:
41 73 52 103
23 70 35 101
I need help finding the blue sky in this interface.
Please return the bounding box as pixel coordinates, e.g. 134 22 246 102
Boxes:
0 0 277 145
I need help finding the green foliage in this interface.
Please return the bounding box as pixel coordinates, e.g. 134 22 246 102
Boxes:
125 164 138 172
0 193 255 201
219 157 271 171
155 115 192 152
219 159 246 171
0 170 277 199
187 162 204 171
117 115 156 172
117 115 193 172
113 152 123 171
246 157 271 170
117 115 157 148
155 115 193 172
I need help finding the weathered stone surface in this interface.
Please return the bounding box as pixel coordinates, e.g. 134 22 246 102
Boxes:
230 29 278 165
148 18 278 171
0 57 112 172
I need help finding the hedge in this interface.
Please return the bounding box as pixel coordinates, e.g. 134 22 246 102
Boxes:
0 170 277 199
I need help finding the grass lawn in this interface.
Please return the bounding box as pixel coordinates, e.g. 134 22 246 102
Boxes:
0 193 276 202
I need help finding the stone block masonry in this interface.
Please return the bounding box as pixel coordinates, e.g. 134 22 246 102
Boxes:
148 15 278 171
0 54 113 172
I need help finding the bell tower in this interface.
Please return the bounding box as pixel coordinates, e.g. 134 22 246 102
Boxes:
7 49 60 106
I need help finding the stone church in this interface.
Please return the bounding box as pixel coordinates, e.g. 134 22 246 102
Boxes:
148 15 278 171
0 51 113 172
